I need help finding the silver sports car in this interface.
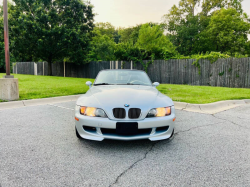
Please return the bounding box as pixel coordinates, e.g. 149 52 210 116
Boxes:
75 69 176 141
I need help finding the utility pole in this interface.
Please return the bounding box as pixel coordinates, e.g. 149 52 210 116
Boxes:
3 0 13 78
0 0 19 101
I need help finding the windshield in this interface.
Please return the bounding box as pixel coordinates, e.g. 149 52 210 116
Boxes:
94 70 152 86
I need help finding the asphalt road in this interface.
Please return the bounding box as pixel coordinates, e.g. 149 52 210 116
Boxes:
0 101 249 187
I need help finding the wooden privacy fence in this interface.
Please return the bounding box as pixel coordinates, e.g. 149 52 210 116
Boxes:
13 62 48 76
12 58 250 88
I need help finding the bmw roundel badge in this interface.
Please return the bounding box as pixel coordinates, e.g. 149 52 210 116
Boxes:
124 104 130 107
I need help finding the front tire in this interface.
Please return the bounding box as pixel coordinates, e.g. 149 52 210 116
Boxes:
75 127 82 139
167 129 175 142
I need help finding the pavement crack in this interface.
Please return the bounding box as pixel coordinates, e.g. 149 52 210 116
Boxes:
109 142 158 187
212 114 250 130
175 122 222 135
182 103 188 110
237 116 248 120
199 105 203 112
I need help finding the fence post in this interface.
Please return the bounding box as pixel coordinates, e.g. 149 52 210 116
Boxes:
34 62 37 75
43 62 44 76
116 61 118 69
64 61 65 77
131 61 133 70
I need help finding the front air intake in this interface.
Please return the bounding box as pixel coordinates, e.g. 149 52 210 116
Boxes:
113 108 126 119
128 108 141 119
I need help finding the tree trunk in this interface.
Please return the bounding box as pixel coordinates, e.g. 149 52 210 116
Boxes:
48 61 52 76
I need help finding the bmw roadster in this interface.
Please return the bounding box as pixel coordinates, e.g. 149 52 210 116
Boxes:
75 69 176 141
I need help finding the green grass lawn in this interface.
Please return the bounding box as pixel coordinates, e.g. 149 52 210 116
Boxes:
158 84 250 104
0 73 94 101
1 73 250 104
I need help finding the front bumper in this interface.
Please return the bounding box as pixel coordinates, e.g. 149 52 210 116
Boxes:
75 113 175 141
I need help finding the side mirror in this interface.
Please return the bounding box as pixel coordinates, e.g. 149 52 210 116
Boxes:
86 81 92 88
153 82 160 87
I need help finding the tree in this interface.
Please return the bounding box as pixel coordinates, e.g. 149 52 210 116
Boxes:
94 22 121 44
119 25 141 44
136 24 176 55
9 0 94 75
204 8 250 54
167 15 201 55
88 29 116 61
114 43 148 62
118 23 160 44
245 41 250 56
162 0 245 55
202 0 243 15
94 22 116 39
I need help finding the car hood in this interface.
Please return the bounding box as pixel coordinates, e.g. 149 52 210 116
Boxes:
76 85 174 119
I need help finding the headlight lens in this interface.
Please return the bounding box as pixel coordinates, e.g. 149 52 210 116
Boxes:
80 106 107 118
146 107 171 118
95 108 107 117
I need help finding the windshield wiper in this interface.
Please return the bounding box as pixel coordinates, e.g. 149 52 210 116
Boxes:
126 83 141 85
94 83 111 86
115 83 140 85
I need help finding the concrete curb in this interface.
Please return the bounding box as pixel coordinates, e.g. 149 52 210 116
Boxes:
0 95 82 110
174 100 249 114
0 95 249 114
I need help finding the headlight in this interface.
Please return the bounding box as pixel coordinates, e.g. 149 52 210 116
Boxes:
80 106 107 118
146 107 171 118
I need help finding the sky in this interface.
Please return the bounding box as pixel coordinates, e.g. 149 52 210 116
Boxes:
90 0 250 28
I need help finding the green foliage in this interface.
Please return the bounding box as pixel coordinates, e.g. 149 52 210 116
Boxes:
88 29 116 61
191 52 231 63
219 71 224 76
88 23 116 61
94 22 116 39
203 8 250 54
202 0 243 15
163 0 247 56
112 23 177 72
114 43 148 62
118 22 160 44
233 52 248 58
94 22 121 43
171 51 248 75
244 41 250 57
167 15 210 55
118 26 140 44
114 43 152 72
9 0 94 75
190 52 231 74
136 24 176 54
114 40 176 72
